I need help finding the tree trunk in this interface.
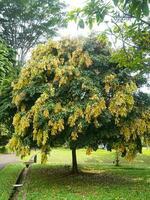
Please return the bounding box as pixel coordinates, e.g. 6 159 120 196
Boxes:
71 148 78 174
115 150 120 166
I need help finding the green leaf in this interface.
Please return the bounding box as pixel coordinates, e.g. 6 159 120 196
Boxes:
142 0 149 16
78 19 85 29
113 0 119 6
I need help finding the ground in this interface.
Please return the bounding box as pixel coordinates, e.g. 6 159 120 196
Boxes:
0 153 20 169
17 148 150 200
0 148 149 200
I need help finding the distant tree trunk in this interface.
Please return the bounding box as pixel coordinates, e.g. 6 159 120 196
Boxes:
115 150 120 166
71 147 78 174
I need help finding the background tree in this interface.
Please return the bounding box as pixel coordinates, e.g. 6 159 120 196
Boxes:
68 0 150 92
0 38 16 81
8 37 150 173
0 0 66 63
68 0 150 27
0 38 19 146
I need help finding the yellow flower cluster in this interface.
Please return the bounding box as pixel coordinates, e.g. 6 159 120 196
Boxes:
42 131 49 145
50 119 64 135
71 131 78 140
21 104 26 112
31 92 50 129
54 103 63 113
121 111 150 141
104 74 116 93
12 92 26 107
8 136 22 151
86 147 93 155
36 92 49 105
68 108 84 127
36 129 43 146
33 128 49 146
8 137 30 158
43 109 49 118
85 98 106 123
54 68 63 82
70 48 92 68
121 126 131 141
117 144 126 153
53 65 81 87
12 67 31 91
109 91 134 118
125 81 137 93
41 151 48 164
20 146 30 157
41 145 50 163
13 113 30 135
13 113 21 126
19 116 30 133
59 76 68 87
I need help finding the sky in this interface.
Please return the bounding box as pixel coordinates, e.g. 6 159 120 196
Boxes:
58 0 87 38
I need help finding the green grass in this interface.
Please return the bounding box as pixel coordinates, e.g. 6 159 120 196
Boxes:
0 163 24 200
18 148 150 200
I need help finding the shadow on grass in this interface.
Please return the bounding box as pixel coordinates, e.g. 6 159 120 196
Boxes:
28 164 142 187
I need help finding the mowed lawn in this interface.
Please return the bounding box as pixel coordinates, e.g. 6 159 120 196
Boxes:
0 163 24 200
19 148 150 200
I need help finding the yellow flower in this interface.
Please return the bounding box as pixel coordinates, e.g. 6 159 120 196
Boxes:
21 104 26 112
42 131 49 145
48 120 53 127
37 129 43 146
54 103 62 113
86 147 93 155
71 131 78 140
43 109 49 118
51 119 64 135
13 92 26 107
85 98 106 123
13 113 21 126
104 74 116 93
68 108 83 127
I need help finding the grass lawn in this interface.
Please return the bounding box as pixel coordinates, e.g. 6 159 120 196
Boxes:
0 163 24 200
18 148 150 200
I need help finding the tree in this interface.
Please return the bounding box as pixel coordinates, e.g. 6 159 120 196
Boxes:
0 38 16 81
0 0 66 63
68 0 150 91
8 37 150 173
112 0 150 22
68 0 150 28
0 38 19 145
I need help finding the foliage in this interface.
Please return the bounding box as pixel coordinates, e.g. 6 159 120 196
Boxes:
68 0 150 90
8 38 150 164
0 38 19 146
112 0 150 18
68 0 150 28
0 0 66 62
0 38 16 82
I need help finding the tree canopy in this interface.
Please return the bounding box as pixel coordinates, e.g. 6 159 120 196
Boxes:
0 0 66 63
8 37 150 172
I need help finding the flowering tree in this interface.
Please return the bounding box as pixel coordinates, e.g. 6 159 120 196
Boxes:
9 37 150 173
